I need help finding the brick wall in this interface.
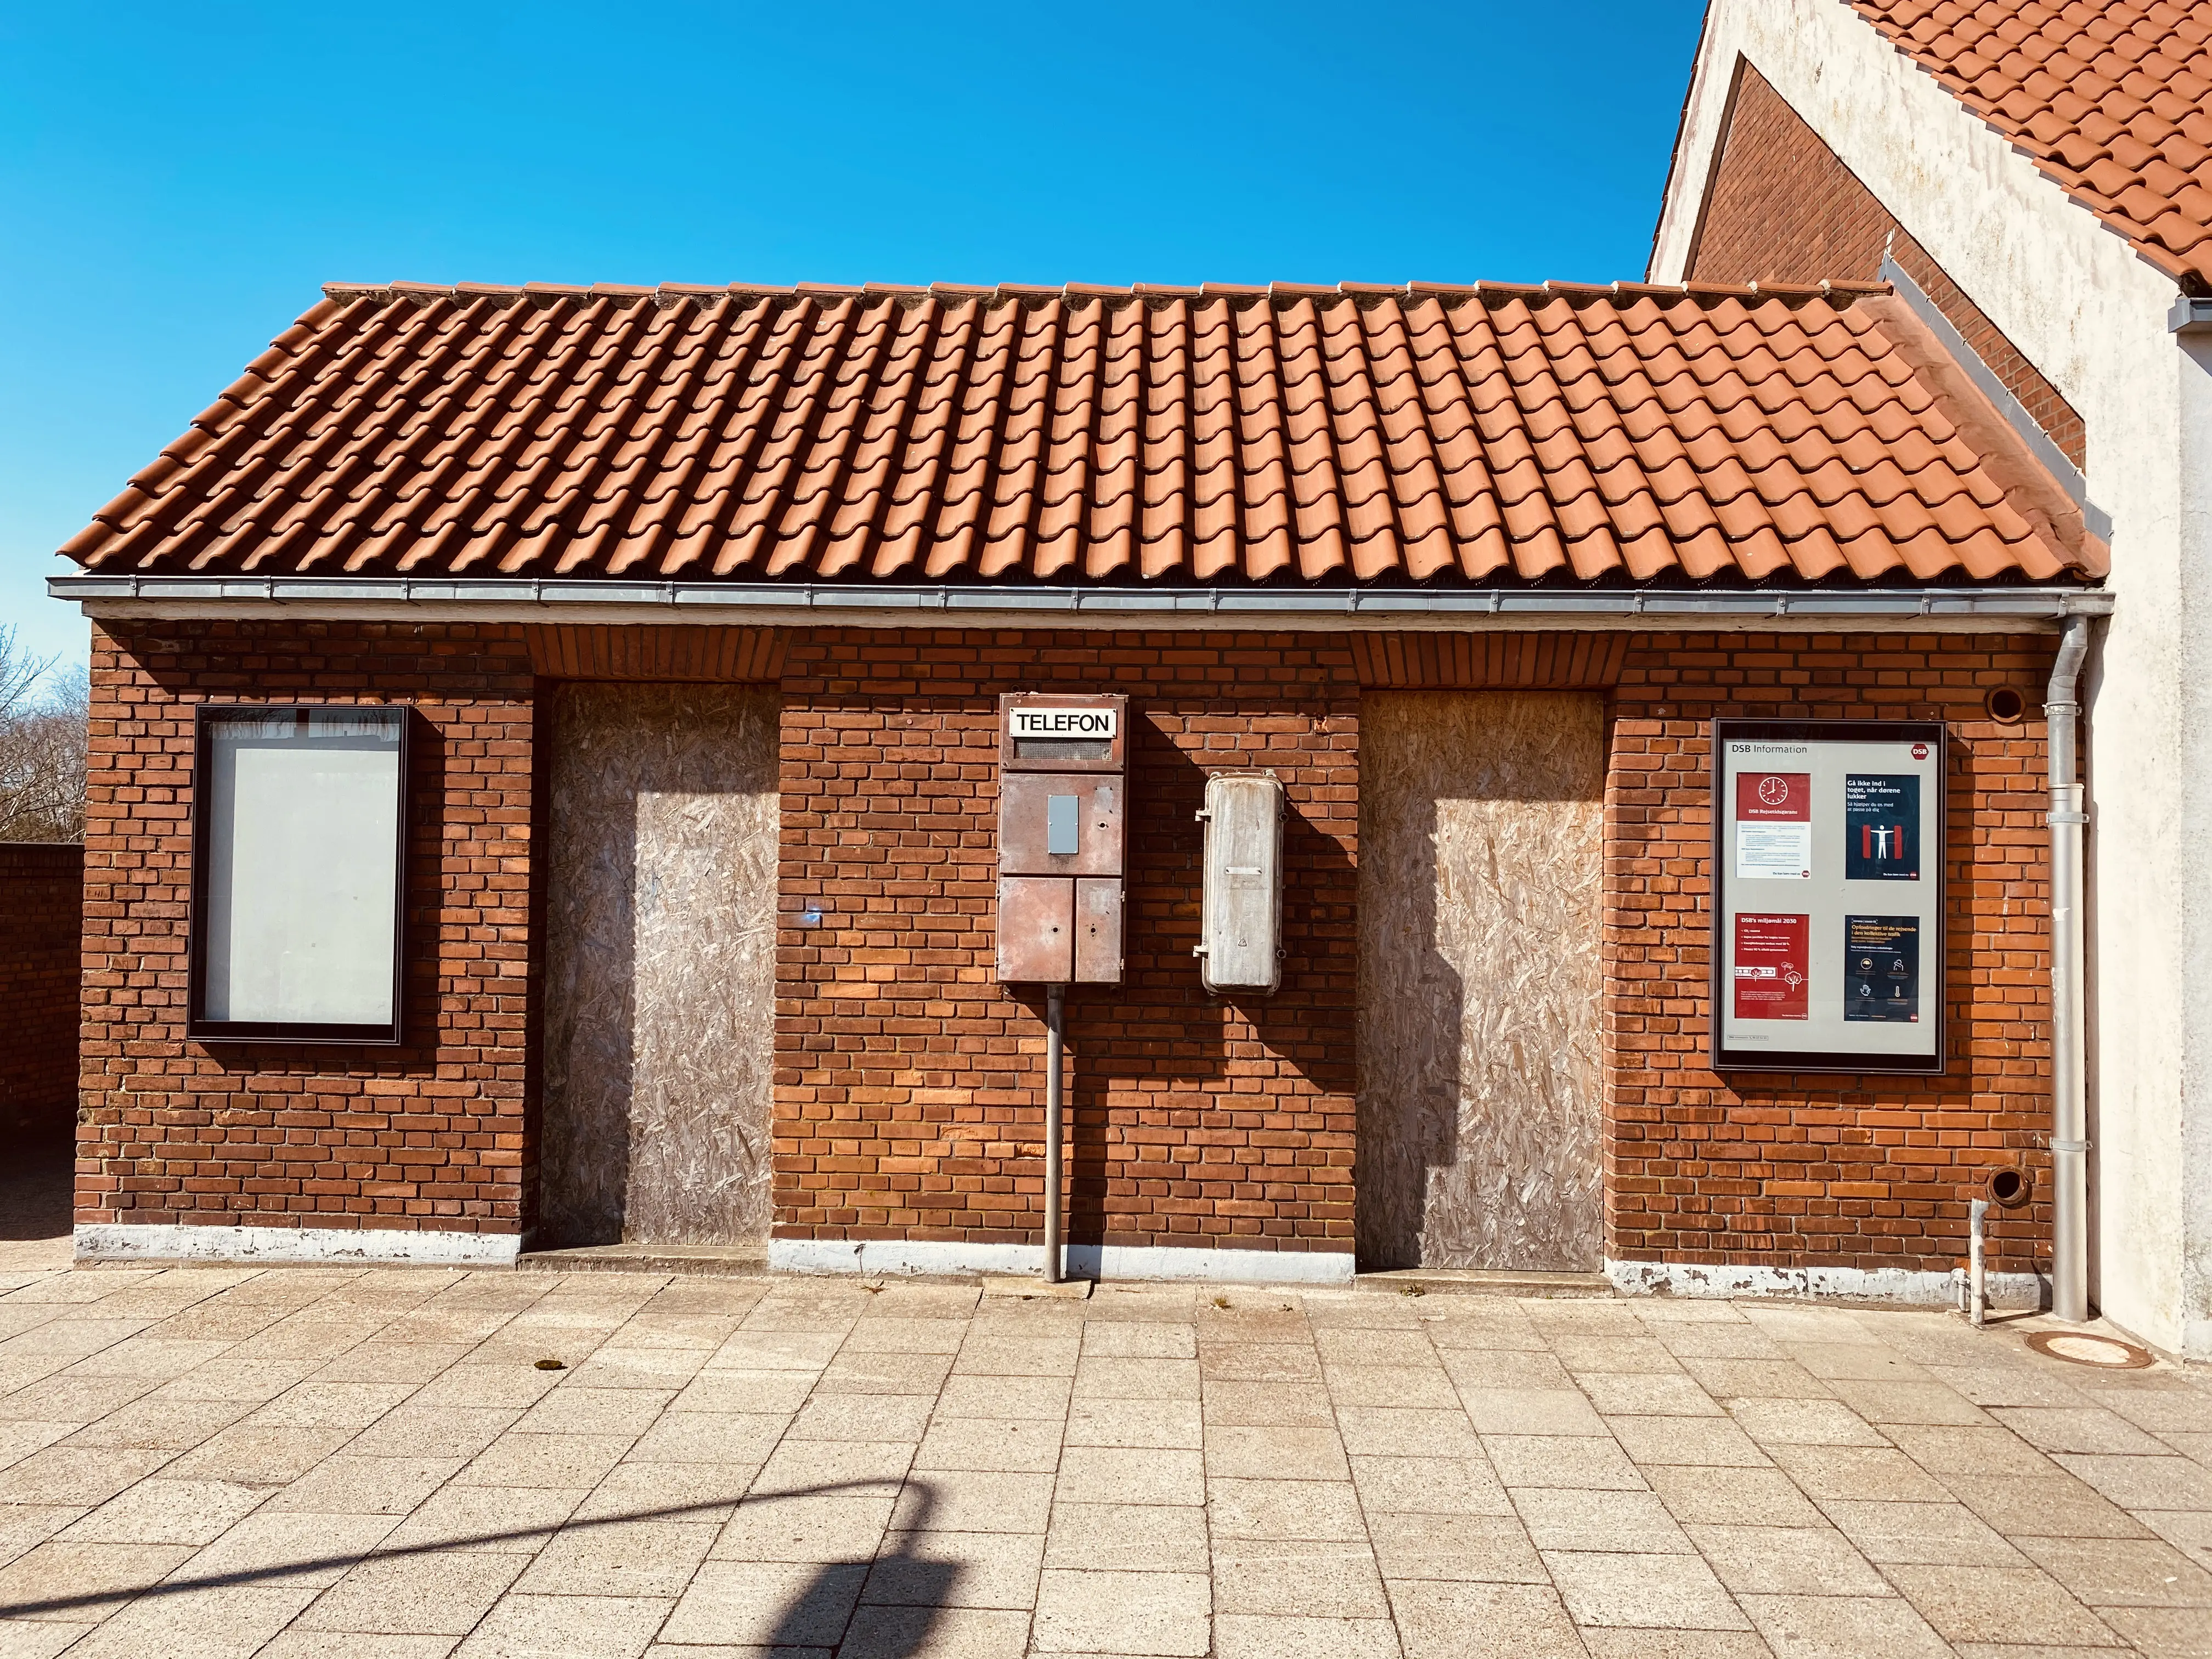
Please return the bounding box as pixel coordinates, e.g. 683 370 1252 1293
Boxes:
0 841 83 1141
775 630 1362 1255
1686 61 2086 471
77 618 2058 1279
1608 631 2059 1277
79 620 538 1237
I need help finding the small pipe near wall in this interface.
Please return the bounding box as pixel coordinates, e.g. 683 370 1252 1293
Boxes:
2047 615 2092 1324
1969 1198 1989 1327
1045 985 1065 1285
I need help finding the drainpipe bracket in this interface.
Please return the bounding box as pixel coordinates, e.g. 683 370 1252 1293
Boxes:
2046 811 2089 825
2051 1139 2091 1153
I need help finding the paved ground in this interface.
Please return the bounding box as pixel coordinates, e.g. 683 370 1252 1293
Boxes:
0 1248 2209 1659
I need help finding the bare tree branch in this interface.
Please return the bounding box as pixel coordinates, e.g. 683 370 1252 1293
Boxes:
0 626 88 843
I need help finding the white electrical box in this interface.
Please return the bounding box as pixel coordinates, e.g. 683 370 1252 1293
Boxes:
1195 771 1284 995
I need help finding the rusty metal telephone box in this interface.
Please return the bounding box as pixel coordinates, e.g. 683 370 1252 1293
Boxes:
996 694 1126 984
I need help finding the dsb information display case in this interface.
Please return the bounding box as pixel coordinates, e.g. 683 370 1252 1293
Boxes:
1711 719 1947 1074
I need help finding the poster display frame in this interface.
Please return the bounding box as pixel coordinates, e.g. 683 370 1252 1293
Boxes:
1708 718 1948 1076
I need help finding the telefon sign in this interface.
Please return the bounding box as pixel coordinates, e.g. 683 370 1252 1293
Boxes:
1710 719 1946 1074
1008 707 1118 740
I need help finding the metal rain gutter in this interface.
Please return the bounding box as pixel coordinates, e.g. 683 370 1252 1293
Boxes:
49 574 2115 631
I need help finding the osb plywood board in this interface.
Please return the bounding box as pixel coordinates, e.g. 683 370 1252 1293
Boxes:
1358 690 1604 1271
541 683 778 1247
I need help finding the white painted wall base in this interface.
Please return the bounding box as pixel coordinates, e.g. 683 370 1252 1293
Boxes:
769 1238 1357 1285
1608 1257 2045 1309
74 1223 524 1268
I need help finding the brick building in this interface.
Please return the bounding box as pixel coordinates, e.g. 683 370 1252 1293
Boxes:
0 841 84 1142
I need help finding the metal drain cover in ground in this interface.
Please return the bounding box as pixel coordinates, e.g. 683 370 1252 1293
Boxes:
2025 1330 2155 1369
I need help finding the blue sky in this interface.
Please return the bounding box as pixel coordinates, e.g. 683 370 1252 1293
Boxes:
0 1 1705 669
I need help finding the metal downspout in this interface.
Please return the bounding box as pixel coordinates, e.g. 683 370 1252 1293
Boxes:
1045 985 1065 1285
2047 616 2092 1323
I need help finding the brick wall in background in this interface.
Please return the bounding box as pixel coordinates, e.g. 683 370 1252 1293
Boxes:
1607 631 2060 1278
1688 62 2087 472
775 629 1363 1256
0 842 83 1139
79 620 538 1238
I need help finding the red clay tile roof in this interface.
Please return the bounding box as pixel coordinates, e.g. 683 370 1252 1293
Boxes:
61 280 2098 588
1850 1 2212 286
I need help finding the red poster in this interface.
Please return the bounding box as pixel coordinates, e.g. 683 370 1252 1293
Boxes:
1735 772 1810 822
1733 913 1809 1020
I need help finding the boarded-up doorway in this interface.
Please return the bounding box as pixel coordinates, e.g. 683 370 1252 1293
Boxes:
1358 691 1604 1271
540 684 778 1249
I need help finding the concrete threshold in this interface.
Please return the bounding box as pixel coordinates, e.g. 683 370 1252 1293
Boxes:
516 1243 770 1278
1356 1267 1615 1298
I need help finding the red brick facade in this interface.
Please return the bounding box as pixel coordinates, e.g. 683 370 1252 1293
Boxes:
76 618 2058 1277
77 620 537 1238
1686 62 2087 472
1 841 83 1141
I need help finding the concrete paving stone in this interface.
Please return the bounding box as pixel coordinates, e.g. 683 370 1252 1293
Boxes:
1212 1612 1401 1658
2136 1508 2212 1568
449 1592 673 1658
1348 1455 1515 1517
2096 1604 2212 1657
706 1331 844 1372
1511 1487 1696 1554
1206 1477 1368 1541
751 1438 915 1498
1577 1632 1775 1659
1733 1308 1866 1345
265 1454 463 1516
1417 1314 1547 1355
1314 1330 1436 1369
914 1416 1063 1474
1678 1362 1835 1401
61 1476 268 1543
1199 1381 1334 1428
1030 1567 1209 1656
249 1381 417 1430
0 1446 173 1507
379 1485 588 1554
1544 1548 1750 1631
1334 1407 1483 1460
626 1411 788 1466
893 1471 1054 1534
2013 1533 2212 1607
816 1352 955 1397
2055 1453 2212 1511
563 1346 709 1387
1737 1592 1951 1659
1939 1470 2153 1539
1439 1350 1575 1392
515 1386 677 1437
668 1369 819 1417
577 1459 759 1524
1818 1498 2028 1566
512 1516 718 1598
932 1375 1073 1421
1554 1338 1686 1376
1826 1379 1992 1427
2161 1431 2212 1466
0 1538 193 1618
659 1558 866 1646
2085 1385 2212 1438
1483 1434 1647 1491
837 1318 973 1356
458 1432 638 1491
860 1284 981 1319
180 1509 402 1586
1080 1323 1194 1361
311 1343 473 1386
1461 1389 1607 1437
1578 1373 1726 1418
0 1377 150 1427
786 1393 934 1444
0 1505 84 1570
408 1367 566 1411
1056 1446 1205 1505
1197 1344 1323 1384
952 1339 1081 1379
1366 1510 1547 1583
50 1393 244 1449
1607 1415 1771 1469
0 1618 97 1658
1071 1357 1200 1402
864 1528 1042 1609
1063 1397 1200 1450
294 1548 530 1636
1762 1444 1950 1503
1683 1523 1890 1596
1883 1562 2123 1647
1724 1398 1891 1449
1386 1578 1585 1658
710 1492 895 1562
1928 1364 2095 1410
1204 1425 1348 1482
1782 1342 1929 1384
54 1581 319 1659
1211 1536 1388 1616
840 1602 1030 1658
1323 1365 1462 1409
1886 1423 2059 1477
347 1408 522 1462
1650 1326 1788 1362
1045 1503 1210 1573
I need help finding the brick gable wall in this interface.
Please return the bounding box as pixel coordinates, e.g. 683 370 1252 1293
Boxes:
1687 61 2087 472
77 619 2058 1278
1 842 83 1139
